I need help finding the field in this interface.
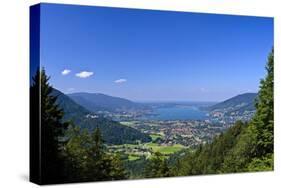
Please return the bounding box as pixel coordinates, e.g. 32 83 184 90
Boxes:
128 155 140 161
146 143 185 154
110 120 188 160
108 141 186 161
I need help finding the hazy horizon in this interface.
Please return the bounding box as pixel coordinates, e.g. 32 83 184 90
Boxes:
40 3 273 101
59 88 258 104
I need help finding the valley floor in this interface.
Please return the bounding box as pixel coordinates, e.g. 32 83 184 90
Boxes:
107 119 225 163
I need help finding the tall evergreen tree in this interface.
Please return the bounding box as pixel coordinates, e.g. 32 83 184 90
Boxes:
251 49 274 157
86 127 127 181
145 152 171 178
65 126 127 181
31 68 69 183
31 69 127 183
64 126 90 182
221 49 274 172
91 126 104 159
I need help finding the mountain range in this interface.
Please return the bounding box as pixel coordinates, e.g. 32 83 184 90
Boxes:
67 91 257 117
51 88 257 145
68 92 145 112
206 93 257 115
51 89 151 144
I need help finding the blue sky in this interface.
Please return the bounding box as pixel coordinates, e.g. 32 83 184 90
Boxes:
40 3 273 102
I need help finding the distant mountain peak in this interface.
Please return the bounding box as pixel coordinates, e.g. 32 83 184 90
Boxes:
207 92 258 114
67 92 141 112
51 88 151 144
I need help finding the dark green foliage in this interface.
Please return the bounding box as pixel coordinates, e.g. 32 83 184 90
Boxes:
123 156 148 178
32 69 128 183
51 88 90 120
76 116 152 144
252 49 274 157
52 89 152 144
222 49 274 172
221 124 258 172
31 68 69 184
144 152 171 178
247 154 274 171
170 121 246 175
64 126 127 182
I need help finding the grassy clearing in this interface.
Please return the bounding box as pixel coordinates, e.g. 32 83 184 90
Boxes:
120 121 136 127
109 142 185 159
145 143 184 154
128 155 140 161
150 134 163 141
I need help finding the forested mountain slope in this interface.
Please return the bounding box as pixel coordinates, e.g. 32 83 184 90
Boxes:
206 93 257 115
68 92 144 112
52 89 151 144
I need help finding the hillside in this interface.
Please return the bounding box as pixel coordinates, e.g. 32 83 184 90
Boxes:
68 92 144 112
206 93 257 115
51 89 90 121
51 89 151 144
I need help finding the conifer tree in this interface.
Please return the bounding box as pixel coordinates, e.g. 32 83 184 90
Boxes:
65 127 127 181
31 69 127 182
31 68 69 183
251 49 274 157
92 127 104 159
86 127 127 181
145 152 171 178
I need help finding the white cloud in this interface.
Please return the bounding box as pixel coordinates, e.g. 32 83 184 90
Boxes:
75 71 94 78
61 69 71 75
114 78 127 84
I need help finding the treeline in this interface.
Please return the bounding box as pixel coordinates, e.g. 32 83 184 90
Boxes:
168 49 274 176
31 69 127 184
63 126 126 182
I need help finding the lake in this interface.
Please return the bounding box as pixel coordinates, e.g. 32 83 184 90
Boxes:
145 105 208 120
